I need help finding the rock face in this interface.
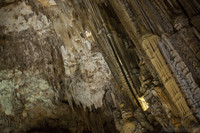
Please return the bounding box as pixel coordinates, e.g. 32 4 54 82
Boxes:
0 0 200 133
0 1 119 132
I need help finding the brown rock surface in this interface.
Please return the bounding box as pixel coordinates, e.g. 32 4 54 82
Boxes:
0 0 200 132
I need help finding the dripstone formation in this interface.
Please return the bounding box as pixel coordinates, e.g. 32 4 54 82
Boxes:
0 0 200 133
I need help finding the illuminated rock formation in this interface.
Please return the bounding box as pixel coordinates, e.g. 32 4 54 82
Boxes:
0 0 200 132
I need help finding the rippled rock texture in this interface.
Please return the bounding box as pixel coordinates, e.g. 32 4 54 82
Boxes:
0 0 200 133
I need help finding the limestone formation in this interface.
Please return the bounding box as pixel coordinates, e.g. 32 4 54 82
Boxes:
0 0 200 132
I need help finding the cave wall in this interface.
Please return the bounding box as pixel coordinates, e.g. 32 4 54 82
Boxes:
0 1 120 132
66 0 200 132
0 0 200 133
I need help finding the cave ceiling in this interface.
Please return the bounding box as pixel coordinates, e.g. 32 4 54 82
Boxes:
0 0 200 133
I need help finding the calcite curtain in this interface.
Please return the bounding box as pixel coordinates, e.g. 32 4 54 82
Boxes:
0 0 200 133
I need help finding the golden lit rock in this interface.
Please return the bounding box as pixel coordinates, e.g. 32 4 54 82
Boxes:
0 0 200 132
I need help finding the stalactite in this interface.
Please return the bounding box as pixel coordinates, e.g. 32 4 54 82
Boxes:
0 0 200 132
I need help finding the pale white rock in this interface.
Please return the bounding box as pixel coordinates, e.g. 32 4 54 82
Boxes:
38 0 57 6
0 2 50 34
0 69 56 116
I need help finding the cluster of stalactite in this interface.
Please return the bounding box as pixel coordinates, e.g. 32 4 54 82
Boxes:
60 0 200 132
0 0 200 132
0 0 121 132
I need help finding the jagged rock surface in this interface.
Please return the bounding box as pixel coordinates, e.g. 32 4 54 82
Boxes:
0 0 200 133
0 1 120 132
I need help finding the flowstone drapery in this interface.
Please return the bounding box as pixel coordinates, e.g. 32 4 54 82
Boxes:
0 0 200 132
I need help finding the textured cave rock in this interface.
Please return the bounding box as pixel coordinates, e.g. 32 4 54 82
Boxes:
0 1 120 132
0 0 200 133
